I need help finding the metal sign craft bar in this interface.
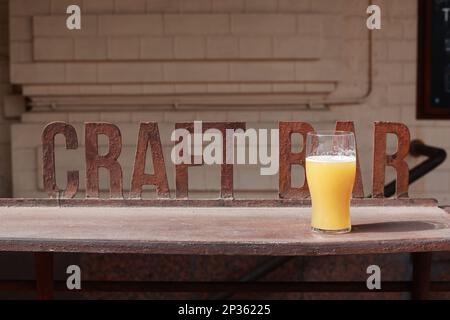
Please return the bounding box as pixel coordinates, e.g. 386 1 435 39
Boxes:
41 121 410 200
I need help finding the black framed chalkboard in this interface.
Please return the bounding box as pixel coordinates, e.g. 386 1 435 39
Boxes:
418 0 450 119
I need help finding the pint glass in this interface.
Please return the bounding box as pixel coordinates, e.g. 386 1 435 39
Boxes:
305 131 356 234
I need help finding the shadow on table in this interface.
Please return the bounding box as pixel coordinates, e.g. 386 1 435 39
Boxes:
352 220 448 233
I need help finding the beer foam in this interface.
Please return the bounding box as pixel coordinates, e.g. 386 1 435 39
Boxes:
306 155 356 163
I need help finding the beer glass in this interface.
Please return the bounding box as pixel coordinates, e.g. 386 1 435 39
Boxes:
305 131 356 234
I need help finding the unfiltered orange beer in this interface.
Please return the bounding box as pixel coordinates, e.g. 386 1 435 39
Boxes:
306 155 356 232
306 132 356 234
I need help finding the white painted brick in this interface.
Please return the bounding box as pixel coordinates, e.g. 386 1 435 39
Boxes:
227 110 260 122
260 111 292 121
310 0 345 13
272 83 305 93
50 0 82 14
387 84 415 105
244 0 277 12
115 0 147 13
174 37 206 59
343 16 368 40
141 37 174 59
235 165 276 190
206 84 240 93
98 63 163 83
142 84 175 94
231 62 295 81
373 19 403 40
11 124 43 148
109 37 141 60
9 17 32 41
181 0 213 13
99 15 163 36
74 38 108 60
388 0 417 18
273 36 321 59
164 14 229 35
83 0 115 13
297 14 324 36
415 127 450 148
11 149 37 171
231 14 296 35
33 16 98 37
403 19 417 40
68 112 101 123
34 38 74 61
13 170 38 191
65 63 97 83
423 171 450 193
10 41 32 62
402 62 416 83
163 62 228 82
239 36 272 58
79 85 112 95
240 84 272 93
100 112 132 123
164 111 198 122
187 166 207 190
11 63 66 84
22 85 50 96
374 62 403 84
110 85 143 94
175 84 208 93
388 40 416 61
48 85 83 95
212 0 245 13
21 112 69 123
10 0 51 16
206 36 239 59
278 0 310 13
146 0 181 13
304 83 336 93
131 111 165 122
295 61 343 82
195 111 228 120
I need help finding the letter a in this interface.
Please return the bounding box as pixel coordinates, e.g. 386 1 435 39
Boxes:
366 265 381 290
66 265 81 290
366 5 381 30
66 5 81 30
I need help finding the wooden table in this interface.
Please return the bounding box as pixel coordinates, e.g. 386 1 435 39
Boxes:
0 198 449 299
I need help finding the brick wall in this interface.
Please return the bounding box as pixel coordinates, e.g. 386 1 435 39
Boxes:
7 0 450 204
3 0 450 300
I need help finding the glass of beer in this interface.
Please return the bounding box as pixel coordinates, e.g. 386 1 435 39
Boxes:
305 131 356 234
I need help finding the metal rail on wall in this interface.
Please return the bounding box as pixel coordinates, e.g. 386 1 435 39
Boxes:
210 140 448 300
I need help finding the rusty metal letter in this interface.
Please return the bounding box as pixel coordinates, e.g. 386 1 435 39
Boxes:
279 122 314 199
175 122 245 199
372 122 410 198
85 122 123 199
42 122 79 199
130 123 170 199
335 121 365 198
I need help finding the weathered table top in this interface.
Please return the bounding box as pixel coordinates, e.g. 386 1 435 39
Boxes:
0 199 449 256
